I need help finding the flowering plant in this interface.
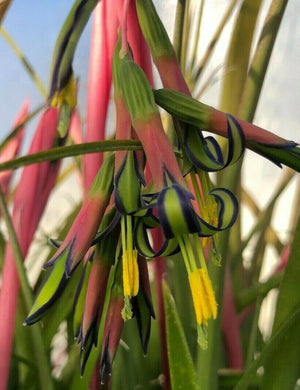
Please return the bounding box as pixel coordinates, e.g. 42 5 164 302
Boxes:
0 1 299 389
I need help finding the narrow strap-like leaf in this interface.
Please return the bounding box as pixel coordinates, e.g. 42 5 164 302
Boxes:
163 281 200 390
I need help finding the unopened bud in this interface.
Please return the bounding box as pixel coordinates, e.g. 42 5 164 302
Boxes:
120 55 158 124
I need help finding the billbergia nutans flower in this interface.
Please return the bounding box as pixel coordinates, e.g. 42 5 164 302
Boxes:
118 51 240 347
24 153 114 325
12 1 300 388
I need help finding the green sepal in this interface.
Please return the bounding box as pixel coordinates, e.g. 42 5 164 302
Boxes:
73 258 93 338
163 281 200 390
120 56 158 124
57 102 72 139
24 251 69 325
114 151 141 214
136 0 175 60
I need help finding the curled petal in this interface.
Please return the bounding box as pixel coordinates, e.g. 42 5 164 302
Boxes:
209 188 239 230
157 184 239 239
183 114 245 172
134 218 179 258
157 184 200 239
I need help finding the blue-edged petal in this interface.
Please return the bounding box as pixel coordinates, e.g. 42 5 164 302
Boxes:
183 114 245 172
157 184 200 239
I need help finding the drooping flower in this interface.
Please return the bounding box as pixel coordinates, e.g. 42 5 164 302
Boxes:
24 154 114 325
154 88 300 172
78 215 118 375
118 52 239 345
99 262 124 384
112 36 146 319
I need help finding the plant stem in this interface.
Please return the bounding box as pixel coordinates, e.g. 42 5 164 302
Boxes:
173 0 186 65
238 0 289 121
236 272 283 312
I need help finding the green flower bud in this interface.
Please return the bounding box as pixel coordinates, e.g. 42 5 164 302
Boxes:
114 151 141 214
154 88 211 129
119 55 158 124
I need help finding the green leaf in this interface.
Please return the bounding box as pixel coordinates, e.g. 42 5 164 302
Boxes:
163 281 200 390
0 140 141 172
260 214 300 389
220 0 263 115
235 307 300 390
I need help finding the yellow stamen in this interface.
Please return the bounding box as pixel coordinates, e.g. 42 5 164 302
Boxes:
50 73 77 108
199 268 217 320
188 268 217 326
122 249 139 297
201 202 218 248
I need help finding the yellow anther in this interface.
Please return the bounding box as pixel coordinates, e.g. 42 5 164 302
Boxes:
199 268 217 320
122 249 139 297
188 268 217 326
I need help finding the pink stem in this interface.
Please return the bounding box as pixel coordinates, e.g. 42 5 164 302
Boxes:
222 266 244 369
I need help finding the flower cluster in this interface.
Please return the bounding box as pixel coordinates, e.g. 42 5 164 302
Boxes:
23 0 299 384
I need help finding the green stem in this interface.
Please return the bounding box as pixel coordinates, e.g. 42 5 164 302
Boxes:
0 140 142 172
0 187 54 390
173 0 186 64
238 0 289 121
192 0 239 83
0 27 47 98
236 272 283 312
189 0 205 73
